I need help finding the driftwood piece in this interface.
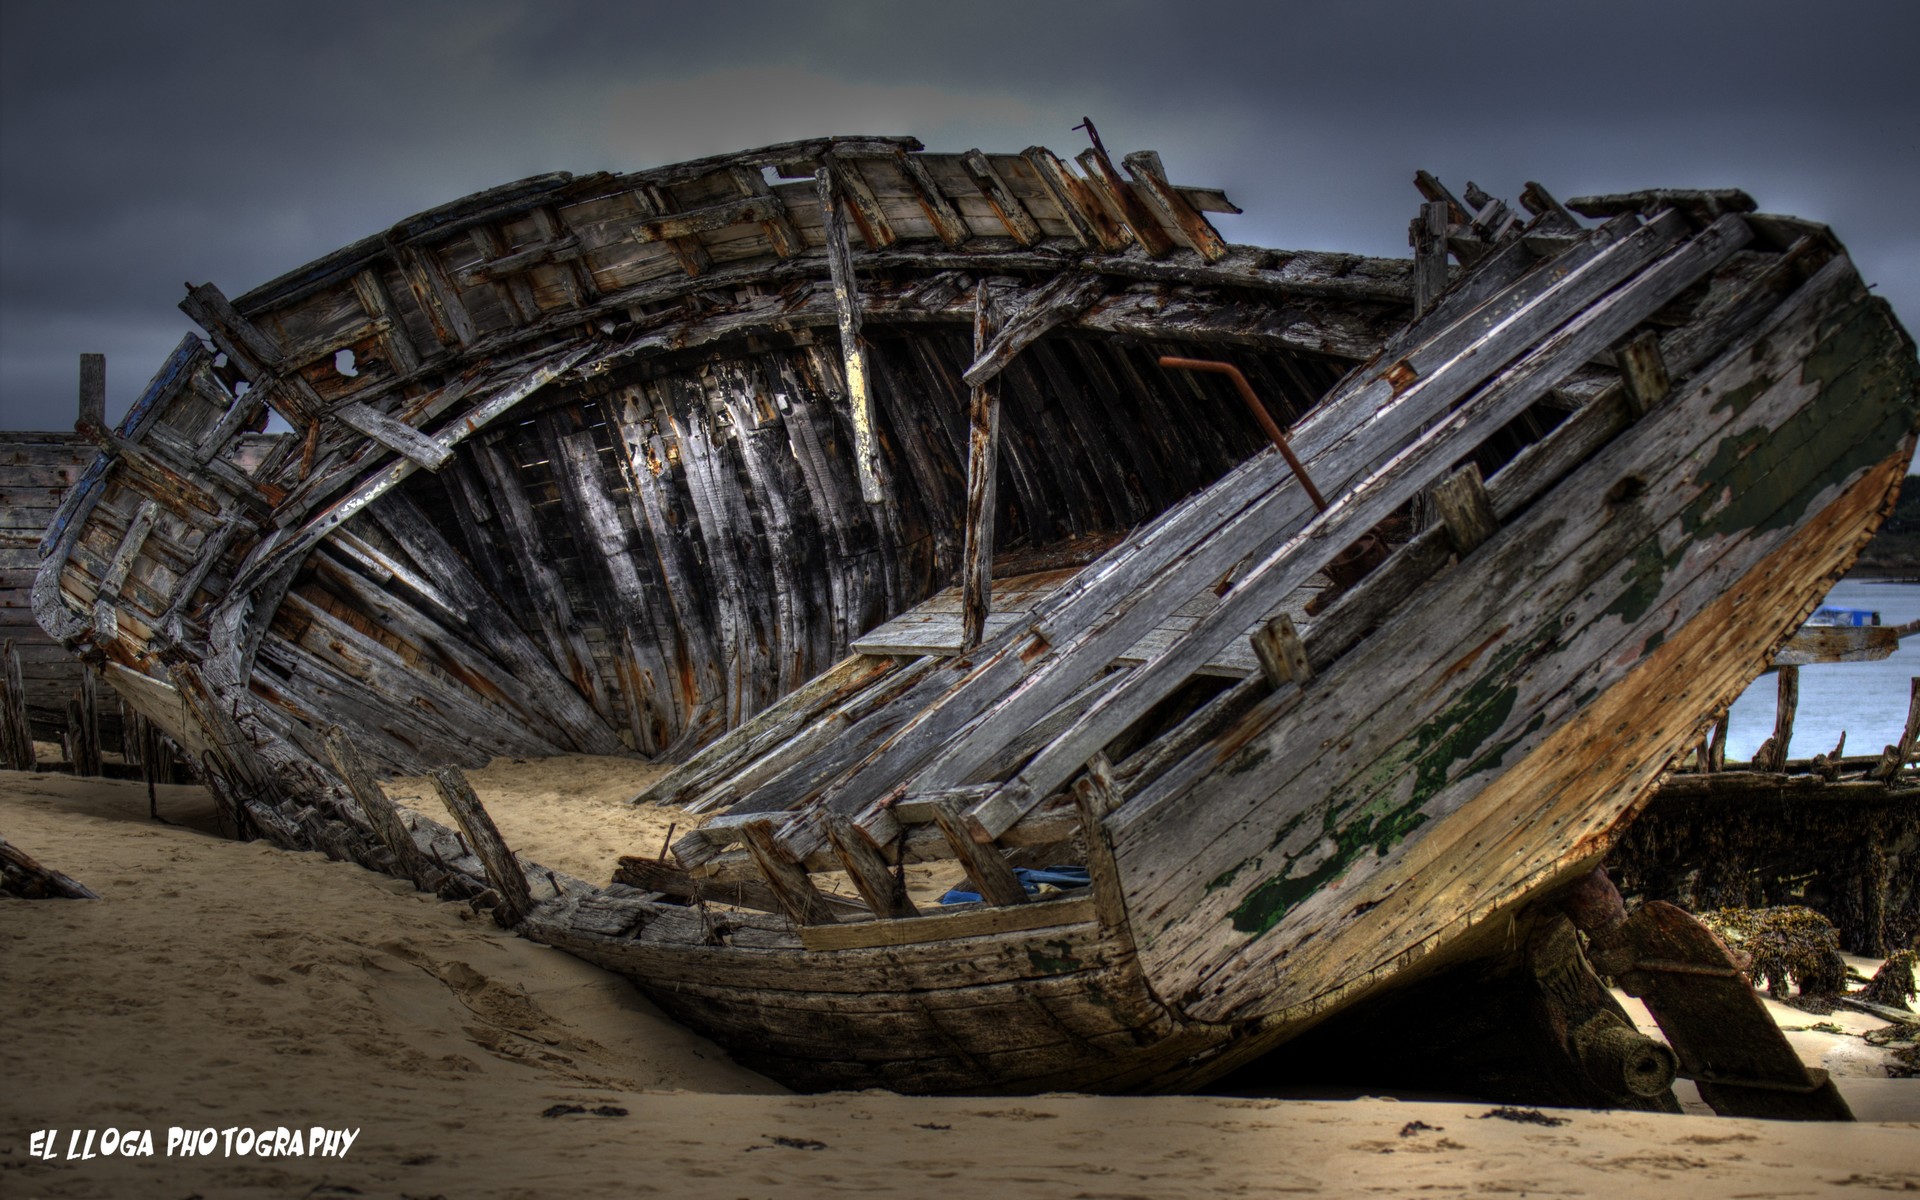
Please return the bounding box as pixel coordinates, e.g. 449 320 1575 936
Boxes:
431 766 533 925
0 834 99 899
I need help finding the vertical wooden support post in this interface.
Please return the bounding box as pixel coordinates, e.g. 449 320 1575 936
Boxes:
1 639 34 772
1706 709 1729 773
77 353 105 431
67 667 102 778
815 166 883 505
431 766 533 925
1071 753 1129 933
1410 200 1450 318
1764 665 1799 773
326 727 436 889
929 796 1028 906
960 280 1001 650
824 811 918 919
739 817 840 925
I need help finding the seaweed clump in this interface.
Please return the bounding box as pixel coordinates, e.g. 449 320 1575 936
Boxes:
1860 948 1919 1009
1701 906 1848 1009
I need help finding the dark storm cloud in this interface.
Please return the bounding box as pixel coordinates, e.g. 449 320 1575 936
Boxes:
3 0 1915 432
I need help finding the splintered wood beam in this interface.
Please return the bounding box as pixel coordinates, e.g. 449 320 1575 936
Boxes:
335 402 453 470
0 834 99 899
960 280 1000 650
1430 462 1498 556
961 150 1042 246
727 165 802 258
325 726 437 889
78 353 105 430
1071 754 1129 932
1411 200 1450 318
1123 150 1229 262
1519 182 1582 232
1076 145 1174 258
1759 665 1800 773
739 817 841 925
1869 677 1919 782
1616 330 1672 416
629 184 716 277
431 765 533 925
822 153 898 249
930 796 1028 906
960 272 1105 389
1022 146 1127 251
1249 613 1311 688
1414 170 1471 225
815 166 884 504
892 148 970 247
824 811 919 919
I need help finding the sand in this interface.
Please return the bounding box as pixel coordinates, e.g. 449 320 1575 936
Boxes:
4 765 1918 1199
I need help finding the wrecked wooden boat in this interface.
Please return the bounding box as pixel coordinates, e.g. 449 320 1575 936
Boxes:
32 133 1920 1108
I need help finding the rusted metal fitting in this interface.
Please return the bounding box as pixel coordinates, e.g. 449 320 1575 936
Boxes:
1158 356 1326 510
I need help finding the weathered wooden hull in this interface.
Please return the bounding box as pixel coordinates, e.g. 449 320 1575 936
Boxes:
28 136 1920 1096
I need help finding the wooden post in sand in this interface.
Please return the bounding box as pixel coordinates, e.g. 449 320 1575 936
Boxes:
1 639 35 771
325 726 436 889
431 765 533 925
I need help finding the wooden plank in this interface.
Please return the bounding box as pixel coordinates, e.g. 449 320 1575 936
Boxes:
350 269 424 377
799 894 1092 951
1758 664 1799 773
431 765 534 925
629 184 716 278
960 150 1042 246
1430 462 1498 556
929 795 1028 906
1021 146 1126 251
1122 151 1229 262
612 854 865 917
821 153 897 249
1868 677 1919 782
739 818 841 925
814 165 884 504
334 402 453 470
975 212 1748 827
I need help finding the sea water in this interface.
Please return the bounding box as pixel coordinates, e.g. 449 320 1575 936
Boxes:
1722 578 1920 761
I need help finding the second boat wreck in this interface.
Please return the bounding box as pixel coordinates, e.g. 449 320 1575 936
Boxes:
32 132 1920 1111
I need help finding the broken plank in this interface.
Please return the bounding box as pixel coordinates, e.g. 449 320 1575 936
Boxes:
431 765 534 925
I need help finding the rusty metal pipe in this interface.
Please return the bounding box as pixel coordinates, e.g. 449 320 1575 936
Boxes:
1157 356 1327 511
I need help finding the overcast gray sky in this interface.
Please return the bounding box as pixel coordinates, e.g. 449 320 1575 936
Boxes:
3 0 1916 435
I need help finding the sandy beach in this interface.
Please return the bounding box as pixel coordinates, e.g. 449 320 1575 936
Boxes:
3 763 1917 1199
